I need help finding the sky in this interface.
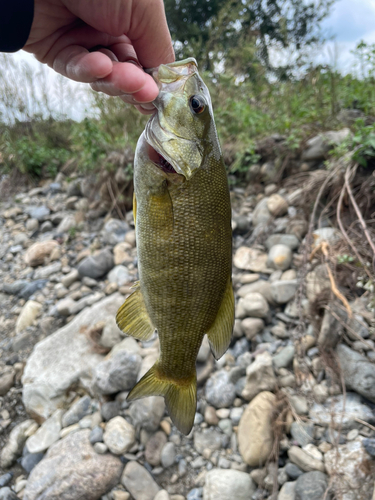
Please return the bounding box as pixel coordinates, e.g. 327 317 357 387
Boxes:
3 0 375 120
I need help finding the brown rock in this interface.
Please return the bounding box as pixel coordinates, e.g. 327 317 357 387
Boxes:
24 240 59 267
145 431 168 466
266 194 288 217
238 391 275 466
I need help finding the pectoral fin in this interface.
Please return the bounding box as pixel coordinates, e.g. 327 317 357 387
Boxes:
206 278 235 360
116 288 155 341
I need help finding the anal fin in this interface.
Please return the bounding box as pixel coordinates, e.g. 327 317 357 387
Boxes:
116 288 155 341
206 278 235 360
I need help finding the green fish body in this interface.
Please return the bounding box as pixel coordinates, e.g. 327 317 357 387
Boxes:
116 59 234 434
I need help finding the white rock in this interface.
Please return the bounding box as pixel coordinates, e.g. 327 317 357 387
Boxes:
267 244 292 271
16 300 42 333
236 293 269 319
22 294 124 421
233 247 271 273
203 468 256 500
26 409 64 454
103 416 135 455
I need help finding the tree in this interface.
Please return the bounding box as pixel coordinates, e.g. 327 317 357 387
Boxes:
165 0 335 78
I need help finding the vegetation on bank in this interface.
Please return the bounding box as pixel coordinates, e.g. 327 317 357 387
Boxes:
1 39 375 181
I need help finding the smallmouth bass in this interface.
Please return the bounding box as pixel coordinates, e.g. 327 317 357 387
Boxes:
116 58 234 434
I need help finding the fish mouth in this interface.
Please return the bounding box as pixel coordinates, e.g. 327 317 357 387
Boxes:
146 142 178 175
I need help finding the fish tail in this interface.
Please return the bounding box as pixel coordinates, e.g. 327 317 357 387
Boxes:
127 363 197 435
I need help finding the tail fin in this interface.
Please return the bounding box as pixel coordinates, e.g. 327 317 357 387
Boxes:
127 363 196 435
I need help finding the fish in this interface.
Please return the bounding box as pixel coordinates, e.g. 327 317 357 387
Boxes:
116 58 234 435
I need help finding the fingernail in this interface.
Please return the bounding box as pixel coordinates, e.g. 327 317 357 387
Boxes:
140 103 155 111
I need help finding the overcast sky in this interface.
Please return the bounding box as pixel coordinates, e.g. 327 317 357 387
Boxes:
4 0 375 120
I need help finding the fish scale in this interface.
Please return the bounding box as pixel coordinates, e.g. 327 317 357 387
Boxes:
116 58 234 434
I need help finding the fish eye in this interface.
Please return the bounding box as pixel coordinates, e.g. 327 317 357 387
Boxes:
189 95 206 115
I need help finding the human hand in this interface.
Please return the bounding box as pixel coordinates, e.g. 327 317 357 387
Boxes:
24 0 174 113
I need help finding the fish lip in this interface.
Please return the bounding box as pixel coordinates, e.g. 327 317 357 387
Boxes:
145 116 185 177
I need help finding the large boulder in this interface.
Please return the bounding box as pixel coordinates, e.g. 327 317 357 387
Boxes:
22 294 124 421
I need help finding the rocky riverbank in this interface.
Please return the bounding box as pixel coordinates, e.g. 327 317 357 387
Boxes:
0 128 374 500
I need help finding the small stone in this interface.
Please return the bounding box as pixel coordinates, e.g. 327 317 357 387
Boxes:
233 247 269 273
285 463 303 480
204 406 219 426
121 461 160 500
0 487 19 500
267 244 292 271
26 205 50 221
336 344 375 403
21 452 44 473
289 395 308 415
26 409 64 454
107 265 131 286
236 293 269 319
34 261 62 280
129 397 165 432
203 469 256 500
101 401 121 421
294 471 329 500
252 198 272 226
24 241 58 267
265 234 300 251
89 426 104 445
238 391 275 466
145 431 167 466
93 442 108 454
273 345 295 369
26 219 39 232
77 249 114 279
290 422 314 447
62 395 91 427
278 481 296 500
240 317 264 340
287 446 325 473
242 352 276 401
0 475 12 488
112 492 130 500
205 371 236 408
0 369 15 397
1 420 36 468
93 350 141 395
267 194 288 217
271 280 298 304
102 219 129 245
194 428 224 454
61 269 80 288
103 416 135 455
15 300 42 333
161 442 176 468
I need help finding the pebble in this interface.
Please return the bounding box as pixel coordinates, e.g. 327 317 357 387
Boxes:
271 279 298 304
294 471 329 500
242 351 276 401
101 401 121 421
21 452 44 473
77 249 114 279
273 345 295 369
121 461 160 500
89 426 104 445
203 469 257 500
145 431 167 466
285 463 303 480
93 350 141 395
103 416 135 455
240 317 264 339
26 409 64 454
129 397 165 432
94 442 108 454
287 446 325 473
15 300 42 333
0 487 20 500
267 244 292 271
62 395 92 427
236 292 269 319
0 475 12 489
161 442 176 468
1 420 36 468
205 371 236 408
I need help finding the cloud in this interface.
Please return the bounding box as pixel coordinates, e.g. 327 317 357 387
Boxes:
322 0 375 43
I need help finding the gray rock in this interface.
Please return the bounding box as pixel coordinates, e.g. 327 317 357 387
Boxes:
236 293 269 319
301 128 351 161
0 475 12 489
290 422 314 447
362 437 375 457
93 442 107 454
285 463 303 480
103 416 135 455
107 265 131 286
278 481 296 500
19 280 48 300
61 269 80 288
194 429 225 454
205 371 236 408
267 244 292 271
57 215 76 233
145 431 167 466
242 352 276 401
161 442 176 468
100 317 123 348
40 221 53 232
2 280 29 295
102 219 130 245
266 234 300 250
89 426 104 445
26 219 39 231
203 469 256 500
26 206 50 221
271 280 298 304
129 397 165 432
93 350 141 395
273 345 295 369
121 461 160 500
62 396 92 427
295 471 330 500
0 487 19 500
78 249 114 279
26 409 64 454
0 369 15 396
23 430 123 500
22 294 124 421
21 452 44 473
101 401 121 421
34 261 62 280
336 344 375 403
252 198 272 227
1 420 36 468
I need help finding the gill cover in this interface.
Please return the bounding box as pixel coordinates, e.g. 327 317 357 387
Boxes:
146 58 215 180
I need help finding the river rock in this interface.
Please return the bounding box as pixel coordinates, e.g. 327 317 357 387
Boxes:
34 261 62 279
203 469 256 500
271 280 298 304
103 416 135 455
26 205 50 221
0 368 15 396
287 446 325 473
295 471 330 500
161 442 176 468
279 481 297 500
325 437 374 500
22 294 124 421
57 214 76 233
0 487 19 500
194 428 224 454
305 265 330 303
301 128 351 161
238 391 275 466
15 300 42 333
267 244 292 271
336 344 375 403
92 350 141 395
267 194 288 217
26 409 64 454
205 370 236 408
0 420 36 468
121 461 160 500
266 234 300 251
252 198 272 226
233 247 270 273
236 293 269 319
24 241 58 267
145 431 167 466
19 280 48 300
129 397 165 432
62 396 92 427
107 265 131 286
241 317 264 339
273 345 295 369
61 269 80 288
242 352 276 401
77 249 114 279
102 219 129 245
23 430 123 500
237 280 273 304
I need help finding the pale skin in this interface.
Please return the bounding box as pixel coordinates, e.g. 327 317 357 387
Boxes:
23 0 175 114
